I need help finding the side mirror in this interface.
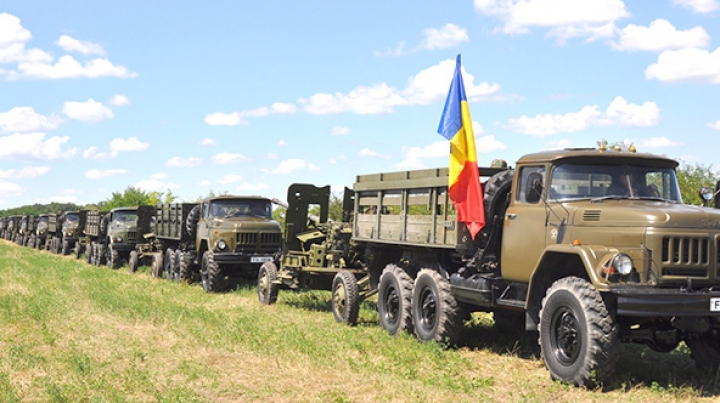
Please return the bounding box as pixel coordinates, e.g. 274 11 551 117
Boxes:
699 186 714 203
525 173 543 204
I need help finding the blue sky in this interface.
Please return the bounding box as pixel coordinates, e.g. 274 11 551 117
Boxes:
1 0 719 208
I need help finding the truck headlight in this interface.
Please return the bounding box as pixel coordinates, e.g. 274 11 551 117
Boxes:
113 236 123 243
217 240 227 250
611 254 633 275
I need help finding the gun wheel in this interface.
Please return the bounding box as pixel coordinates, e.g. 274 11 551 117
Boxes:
257 262 279 305
332 271 359 326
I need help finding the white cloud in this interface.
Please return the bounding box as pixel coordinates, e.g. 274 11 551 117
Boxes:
0 166 50 179
645 47 720 83
331 126 351 136
211 152 247 164
0 13 52 64
0 181 22 198
204 102 297 125
359 148 382 157
421 24 469 50
199 138 216 146
474 0 629 44
55 35 105 55
199 179 212 187
395 141 447 170
218 174 242 184
108 94 130 106
277 140 287 146
613 19 710 52
84 169 128 179
62 99 114 122
706 120 720 130
135 178 179 192
206 59 500 124
264 158 318 175
0 132 75 160
477 135 508 153
4 55 137 80
637 137 684 148
166 156 203 167
0 13 31 47
673 0 720 13
237 182 270 192
506 96 660 136
110 137 149 152
0 106 61 132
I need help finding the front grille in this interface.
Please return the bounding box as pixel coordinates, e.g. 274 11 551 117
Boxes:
660 236 711 279
236 232 281 253
127 231 137 243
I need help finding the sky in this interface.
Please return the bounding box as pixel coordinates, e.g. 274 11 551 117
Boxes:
1 0 719 209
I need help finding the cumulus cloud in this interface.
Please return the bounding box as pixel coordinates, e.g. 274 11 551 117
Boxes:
0 181 22 198
394 134 507 170
108 94 130 106
204 102 297 126
331 126 351 136
62 99 114 122
707 120 720 130
0 132 75 160
56 35 105 55
264 158 319 175
673 0 720 13
0 166 50 179
110 137 149 152
645 47 720 83
506 96 660 136
206 58 500 124
474 0 629 44
211 152 247 164
0 13 52 64
0 106 61 132
84 169 128 179
377 23 469 56
166 156 203 167
135 177 179 192
613 19 710 52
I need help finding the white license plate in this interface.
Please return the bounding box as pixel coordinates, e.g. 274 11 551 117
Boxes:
251 256 273 263
711 298 720 312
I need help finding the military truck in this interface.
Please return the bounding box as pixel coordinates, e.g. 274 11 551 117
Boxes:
82 210 109 265
91 206 154 269
5 215 20 242
18 215 38 247
0 216 5 240
259 148 720 386
58 210 89 257
131 197 283 293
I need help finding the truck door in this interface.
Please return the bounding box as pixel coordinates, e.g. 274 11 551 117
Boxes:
501 165 549 282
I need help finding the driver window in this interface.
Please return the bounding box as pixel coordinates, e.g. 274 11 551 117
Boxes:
202 202 210 219
517 166 546 204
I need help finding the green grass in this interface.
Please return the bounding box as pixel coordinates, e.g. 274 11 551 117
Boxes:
1 241 719 402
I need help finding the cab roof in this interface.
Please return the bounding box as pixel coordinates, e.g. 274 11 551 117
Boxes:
517 148 678 168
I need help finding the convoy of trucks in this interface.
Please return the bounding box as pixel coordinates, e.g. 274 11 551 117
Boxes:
3 146 720 387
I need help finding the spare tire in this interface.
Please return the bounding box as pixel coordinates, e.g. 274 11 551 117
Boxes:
477 169 514 250
185 205 200 240
100 213 110 237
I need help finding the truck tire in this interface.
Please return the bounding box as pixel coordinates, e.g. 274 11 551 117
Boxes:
201 250 225 292
96 244 107 266
185 205 200 240
257 262 279 305
538 276 619 387
687 337 720 370
107 244 121 269
164 248 175 280
411 269 462 345
332 271 360 326
128 251 139 273
74 242 82 259
100 214 110 237
85 243 93 264
151 252 164 278
178 251 194 282
174 250 183 282
378 264 414 336
61 239 70 255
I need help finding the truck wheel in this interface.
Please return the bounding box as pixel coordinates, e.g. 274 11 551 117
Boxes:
100 214 110 237
85 243 93 264
178 252 193 282
61 239 70 255
151 252 164 278
687 337 720 370
201 251 225 292
74 242 82 259
332 271 360 326
412 269 462 345
185 205 200 239
164 249 175 280
174 250 183 282
108 245 121 269
97 244 107 266
539 277 619 387
378 264 414 335
257 262 279 304
128 251 139 273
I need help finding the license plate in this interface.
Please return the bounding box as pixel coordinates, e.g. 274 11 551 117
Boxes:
251 256 273 263
711 298 720 312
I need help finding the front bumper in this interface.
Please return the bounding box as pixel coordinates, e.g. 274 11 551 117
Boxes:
212 250 281 265
613 287 720 317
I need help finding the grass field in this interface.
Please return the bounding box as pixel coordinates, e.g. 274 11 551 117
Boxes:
1 240 719 402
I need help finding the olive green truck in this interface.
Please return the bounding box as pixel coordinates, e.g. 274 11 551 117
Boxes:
129 196 283 293
259 147 720 386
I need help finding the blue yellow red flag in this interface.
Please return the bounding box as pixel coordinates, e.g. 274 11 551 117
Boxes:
437 55 485 239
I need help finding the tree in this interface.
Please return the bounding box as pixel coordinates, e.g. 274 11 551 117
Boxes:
103 187 172 210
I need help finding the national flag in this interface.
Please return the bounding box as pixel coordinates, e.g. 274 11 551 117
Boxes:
437 55 485 239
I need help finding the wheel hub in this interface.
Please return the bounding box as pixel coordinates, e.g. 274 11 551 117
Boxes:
552 308 580 364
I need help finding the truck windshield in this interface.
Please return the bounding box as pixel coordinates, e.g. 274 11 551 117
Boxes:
550 163 682 202
112 211 137 223
65 213 79 222
209 200 271 218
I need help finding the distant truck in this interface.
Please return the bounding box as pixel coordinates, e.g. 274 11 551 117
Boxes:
82 206 154 269
58 210 89 257
259 148 720 386
130 196 283 293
